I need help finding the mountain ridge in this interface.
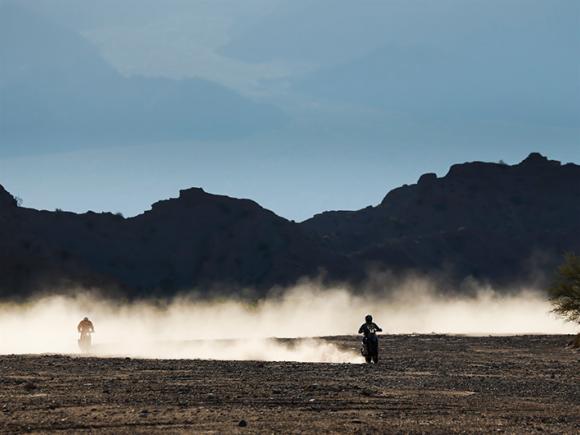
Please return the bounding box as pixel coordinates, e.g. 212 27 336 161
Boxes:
1 153 579 298
303 153 580 285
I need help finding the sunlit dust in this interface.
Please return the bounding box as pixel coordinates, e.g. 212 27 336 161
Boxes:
0 279 575 361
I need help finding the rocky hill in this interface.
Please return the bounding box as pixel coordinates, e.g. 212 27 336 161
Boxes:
0 187 348 299
1 153 579 298
302 153 580 285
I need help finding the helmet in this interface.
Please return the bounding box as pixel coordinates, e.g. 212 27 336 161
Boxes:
365 314 372 323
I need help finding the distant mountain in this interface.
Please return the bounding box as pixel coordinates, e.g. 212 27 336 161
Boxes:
1 153 580 299
0 186 349 299
0 3 285 153
302 153 580 285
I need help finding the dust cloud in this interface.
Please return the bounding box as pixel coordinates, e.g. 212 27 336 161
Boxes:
0 279 575 362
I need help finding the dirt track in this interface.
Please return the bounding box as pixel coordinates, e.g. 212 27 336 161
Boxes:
1 335 579 434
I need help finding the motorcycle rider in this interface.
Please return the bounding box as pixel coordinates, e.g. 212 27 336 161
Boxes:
77 317 95 338
358 314 382 362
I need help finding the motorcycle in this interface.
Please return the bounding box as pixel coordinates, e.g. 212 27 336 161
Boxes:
361 332 379 364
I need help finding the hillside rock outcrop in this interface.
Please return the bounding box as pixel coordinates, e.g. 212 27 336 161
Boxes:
2 153 580 298
0 186 348 299
302 153 580 284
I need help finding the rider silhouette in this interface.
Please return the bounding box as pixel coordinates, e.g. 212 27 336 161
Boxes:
77 317 94 337
359 314 382 363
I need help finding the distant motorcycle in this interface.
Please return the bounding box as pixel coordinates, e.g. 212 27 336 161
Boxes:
360 330 380 364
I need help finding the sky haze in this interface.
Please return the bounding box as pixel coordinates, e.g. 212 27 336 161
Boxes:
1 0 578 220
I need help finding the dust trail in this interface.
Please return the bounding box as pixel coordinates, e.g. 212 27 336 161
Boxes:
0 280 575 361
93 338 360 363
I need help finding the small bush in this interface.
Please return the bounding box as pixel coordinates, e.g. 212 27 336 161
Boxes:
548 253 580 324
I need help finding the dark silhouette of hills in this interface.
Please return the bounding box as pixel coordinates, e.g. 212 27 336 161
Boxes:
0 187 349 299
1 153 580 299
303 153 580 285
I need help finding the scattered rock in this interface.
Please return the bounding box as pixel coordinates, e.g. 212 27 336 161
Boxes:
567 334 580 348
23 382 37 392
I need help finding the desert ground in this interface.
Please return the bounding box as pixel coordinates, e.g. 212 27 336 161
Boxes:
1 335 579 434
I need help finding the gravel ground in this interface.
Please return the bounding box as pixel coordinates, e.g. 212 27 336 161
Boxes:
1 335 579 434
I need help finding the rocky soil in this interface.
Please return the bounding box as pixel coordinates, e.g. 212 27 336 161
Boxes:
1 335 579 433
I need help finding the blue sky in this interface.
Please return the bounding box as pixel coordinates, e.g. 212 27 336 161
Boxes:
1 0 578 220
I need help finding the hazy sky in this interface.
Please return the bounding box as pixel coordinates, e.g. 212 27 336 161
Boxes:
1 0 578 220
